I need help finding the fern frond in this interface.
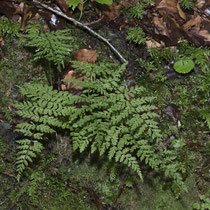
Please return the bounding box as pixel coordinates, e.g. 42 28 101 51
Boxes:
16 139 43 181
24 25 73 71
126 27 147 45
14 61 186 193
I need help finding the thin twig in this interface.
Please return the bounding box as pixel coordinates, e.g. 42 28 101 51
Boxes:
32 0 127 64
109 173 129 209
83 15 104 26
192 6 210 19
85 185 102 210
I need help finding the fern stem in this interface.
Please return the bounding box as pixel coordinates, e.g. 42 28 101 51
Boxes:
32 0 127 64
110 172 129 209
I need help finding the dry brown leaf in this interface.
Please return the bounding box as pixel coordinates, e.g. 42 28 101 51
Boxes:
183 13 202 31
177 3 186 20
96 0 122 21
56 0 69 13
0 37 5 48
152 0 185 45
186 26 210 46
73 49 97 64
0 1 21 19
61 49 97 91
198 29 210 45
197 0 206 8
153 14 169 36
157 0 178 16
121 0 139 9
19 3 39 31
138 0 208 46
146 39 162 48
157 0 185 19
61 70 85 91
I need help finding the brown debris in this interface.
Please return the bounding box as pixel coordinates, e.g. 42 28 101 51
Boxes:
19 3 39 31
73 49 97 64
183 13 202 31
56 0 69 13
0 1 21 19
0 37 5 48
141 0 210 46
61 70 85 91
146 39 162 48
183 12 210 46
95 0 122 21
61 49 97 91
0 0 209 49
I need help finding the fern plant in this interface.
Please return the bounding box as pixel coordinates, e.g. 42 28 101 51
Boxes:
126 27 147 45
24 23 73 72
180 0 192 9
0 16 20 38
14 83 75 181
125 0 154 19
14 61 186 193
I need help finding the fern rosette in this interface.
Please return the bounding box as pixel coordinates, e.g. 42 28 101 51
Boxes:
14 62 186 193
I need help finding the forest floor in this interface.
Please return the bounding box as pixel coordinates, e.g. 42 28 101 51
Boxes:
0 0 210 209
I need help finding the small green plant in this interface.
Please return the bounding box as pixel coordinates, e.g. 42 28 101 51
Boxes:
177 41 210 68
200 109 210 129
24 23 74 72
9 168 90 209
180 0 192 9
0 16 19 38
193 195 210 210
126 27 147 45
125 0 154 19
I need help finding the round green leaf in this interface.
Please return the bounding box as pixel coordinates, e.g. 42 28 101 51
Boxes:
173 59 194 74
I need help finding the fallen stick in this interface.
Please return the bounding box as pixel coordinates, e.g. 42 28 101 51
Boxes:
32 0 127 64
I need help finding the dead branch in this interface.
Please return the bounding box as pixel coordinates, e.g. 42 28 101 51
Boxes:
32 0 127 64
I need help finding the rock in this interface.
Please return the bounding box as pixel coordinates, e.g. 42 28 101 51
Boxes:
0 122 17 147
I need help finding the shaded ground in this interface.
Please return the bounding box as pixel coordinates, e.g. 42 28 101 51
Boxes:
0 0 210 209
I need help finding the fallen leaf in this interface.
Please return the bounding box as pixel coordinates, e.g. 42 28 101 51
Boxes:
61 49 97 91
146 39 162 48
199 29 210 42
183 13 202 31
19 3 39 31
0 37 5 48
73 49 97 63
177 3 186 20
197 0 206 8
153 14 169 36
121 0 139 9
95 0 122 21
56 0 69 13
0 1 21 18
157 0 178 17
61 70 85 91
188 27 210 46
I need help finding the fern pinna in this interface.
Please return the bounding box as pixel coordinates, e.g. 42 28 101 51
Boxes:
14 61 186 192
